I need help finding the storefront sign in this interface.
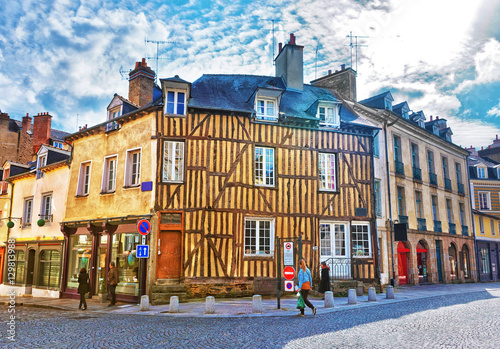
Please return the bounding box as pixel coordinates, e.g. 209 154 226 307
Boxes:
136 245 150 258
284 242 293 266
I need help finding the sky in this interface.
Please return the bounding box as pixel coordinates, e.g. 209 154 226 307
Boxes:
1 0 499 149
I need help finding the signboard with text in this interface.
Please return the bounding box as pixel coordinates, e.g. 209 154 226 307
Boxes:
284 242 294 266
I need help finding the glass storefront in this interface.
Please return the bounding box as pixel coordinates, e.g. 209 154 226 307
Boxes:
111 233 140 296
66 234 92 289
14 250 25 284
96 235 108 294
38 250 61 288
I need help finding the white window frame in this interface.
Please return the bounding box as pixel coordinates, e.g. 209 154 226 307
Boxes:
477 167 486 179
77 161 92 196
23 197 33 225
36 154 47 179
255 97 278 122
244 218 275 256
163 141 184 182
317 103 340 127
53 141 63 149
102 155 118 193
165 89 187 116
351 222 372 257
254 146 275 187
319 153 337 191
478 191 491 210
319 221 349 259
479 216 485 234
491 219 495 236
124 148 142 187
40 193 52 224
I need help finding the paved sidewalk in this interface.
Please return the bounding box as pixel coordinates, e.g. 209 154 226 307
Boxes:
2 282 499 318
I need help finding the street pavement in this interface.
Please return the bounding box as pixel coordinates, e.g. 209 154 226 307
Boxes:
0 282 499 348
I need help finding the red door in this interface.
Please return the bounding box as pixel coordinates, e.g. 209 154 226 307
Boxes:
156 230 182 279
398 242 409 285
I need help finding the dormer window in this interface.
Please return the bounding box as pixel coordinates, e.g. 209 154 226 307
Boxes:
255 98 278 121
166 90 186 116
385 99 392 111
317 103 340 127
477 167 486 179
497 168 500 179
36 154 47 179
402 110 409 119
418 119 425 128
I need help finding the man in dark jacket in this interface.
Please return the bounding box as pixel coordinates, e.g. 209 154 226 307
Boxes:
108 261 119 306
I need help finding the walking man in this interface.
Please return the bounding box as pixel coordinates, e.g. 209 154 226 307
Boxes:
108 261 119 307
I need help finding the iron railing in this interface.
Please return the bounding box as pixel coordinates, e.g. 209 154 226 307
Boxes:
399 215 409 224
449 223 456 234
458 183 465 195
434 220 442 233
105 121 120 132
444 178 452 191
413 167 422 181
395 161 405 175
429 172 438 186
323 257 376 281
461 225 469 236
417 218 427 231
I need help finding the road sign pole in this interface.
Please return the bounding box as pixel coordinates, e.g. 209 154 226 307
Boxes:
277 236 281 310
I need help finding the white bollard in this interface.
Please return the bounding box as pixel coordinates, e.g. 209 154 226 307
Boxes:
252 295 263 313
386 285 395 299
169 296 179 313
348 289 357 305
205 296 215 314
368 287 377 301
324 291 334 308
140 295 150 311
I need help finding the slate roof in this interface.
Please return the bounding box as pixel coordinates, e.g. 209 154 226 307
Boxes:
12 119 69 140
161 75 191 84
359 91 394 109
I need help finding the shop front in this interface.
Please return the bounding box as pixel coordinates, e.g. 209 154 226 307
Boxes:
61 216 150 303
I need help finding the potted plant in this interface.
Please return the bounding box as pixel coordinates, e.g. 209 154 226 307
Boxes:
98 279 107 303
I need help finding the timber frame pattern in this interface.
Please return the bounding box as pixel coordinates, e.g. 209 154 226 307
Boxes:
156 109 378 283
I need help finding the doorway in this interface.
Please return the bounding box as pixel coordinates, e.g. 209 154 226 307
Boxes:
26 249 36 286
436 240 443 282
397 241 409 285
449 243 458 281
417 241 428 283
157 230 182 279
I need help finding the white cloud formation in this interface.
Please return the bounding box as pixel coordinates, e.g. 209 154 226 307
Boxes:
487 100 500 117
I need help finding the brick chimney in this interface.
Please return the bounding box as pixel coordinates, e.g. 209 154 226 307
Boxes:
311 64 357 101
33 112 52 153
465 145 478 156
22 113 32 133
128 58 155 107
275 33 304 91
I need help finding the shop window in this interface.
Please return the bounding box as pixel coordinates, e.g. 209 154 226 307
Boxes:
66 235 92 289
38 250 60 288
111 233 140 296
14 250 25 284
320 222 347 258
480 247 490 274
351 223 371 257
244 218 274 256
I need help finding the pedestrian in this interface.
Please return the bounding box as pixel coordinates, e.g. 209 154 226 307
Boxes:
318 261 331 299
108 261 119 307
77 267 90 310
297 258 316 316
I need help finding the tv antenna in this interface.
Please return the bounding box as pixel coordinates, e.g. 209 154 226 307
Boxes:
263 19 285 66
314 40 320 79
145 39 177 83
346 31 368 72
119 65 131 80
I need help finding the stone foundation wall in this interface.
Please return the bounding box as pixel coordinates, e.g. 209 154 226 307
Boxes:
184 278 255 298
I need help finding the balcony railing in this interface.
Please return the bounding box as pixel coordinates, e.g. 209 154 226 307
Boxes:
458 183 465 195
449 223 456 234
429 172 438 186
105 121 120 132
444 178 452 191
395 161 405 175
38 214 53 223
417 218 427 231
399 215 409 224
461 225 469 236
323 257 376 281
434 220 442 233
413 167 422 181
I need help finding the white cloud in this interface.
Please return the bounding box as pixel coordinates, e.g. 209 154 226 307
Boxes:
487 100 500 117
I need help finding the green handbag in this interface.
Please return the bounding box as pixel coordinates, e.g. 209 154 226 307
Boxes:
296 294 305 310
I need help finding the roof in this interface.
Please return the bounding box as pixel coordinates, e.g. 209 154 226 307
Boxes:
161 75 191 84
108 93 140 110
468 155 499 168
359 91 394 109
50 129 70 141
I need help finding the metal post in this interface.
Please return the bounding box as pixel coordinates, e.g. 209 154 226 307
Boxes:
298 234 303 260
277 236 281 309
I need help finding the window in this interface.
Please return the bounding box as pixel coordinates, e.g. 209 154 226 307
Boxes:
53 141 63 149
411 143 419 168
402 110 409 119
480 247 490 274
102 156 117 193
163 141 184 182
317 104 339 126
498 221 500 236
446 199 453 223
373 133 380 157
166 90 186 115
40 194 52 223
497 168 500 179
455 163 461 183
255 98 278 121
111 110 121 119
477 167 486 179
397 186 405 216
14 250 25 284
24 198 33 225
77 162 91 196
125 149 141 187
255 147 275 186
384 99 392 110
478 192 490 210
427 151 434 173
415 191 423 218
36 154 47 179
244 218 274 256
393 135 401 162
442 157 449 179
320 223 348 257
374 180 382 218
479 216 485 234
38 250 60 288
352 223 371 257
459 203 465 226
318 153 336 191
431 195 438 221
491 220 495 236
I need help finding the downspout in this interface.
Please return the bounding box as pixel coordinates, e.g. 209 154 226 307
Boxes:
466 157 480 282
371 129 382 287
6 181 14 241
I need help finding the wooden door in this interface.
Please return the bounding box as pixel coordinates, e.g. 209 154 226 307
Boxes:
156 230 182 279
26 249 36 285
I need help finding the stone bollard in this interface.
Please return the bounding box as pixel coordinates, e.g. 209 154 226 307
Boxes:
368 287 377 301
324 291 334 308
252 295 263 313
386 285 395 299
348 289 357 305
169 296 179 313
140 295 150 311
205 296 215 314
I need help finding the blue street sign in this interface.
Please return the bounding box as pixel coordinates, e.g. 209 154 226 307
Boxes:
137 219 151 236
136 245 150 258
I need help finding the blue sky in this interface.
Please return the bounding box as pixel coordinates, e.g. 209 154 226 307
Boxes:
1 0 499 148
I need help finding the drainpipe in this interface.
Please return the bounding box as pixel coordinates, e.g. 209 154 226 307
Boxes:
6 181 14 241
372 128 382 287
466 156 480 282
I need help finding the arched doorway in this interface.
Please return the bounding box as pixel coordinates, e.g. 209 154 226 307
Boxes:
417 241 428 283
397 241 410 285
449 243 458 281
462 244 470 280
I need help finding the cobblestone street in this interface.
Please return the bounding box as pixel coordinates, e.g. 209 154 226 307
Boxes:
1 288 500 348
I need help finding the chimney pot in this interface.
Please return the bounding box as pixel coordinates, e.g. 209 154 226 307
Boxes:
328 69 332 75
436 116 439 119
278 42 282 53
341 64 345 70
289 33 296 45
497 134 498 140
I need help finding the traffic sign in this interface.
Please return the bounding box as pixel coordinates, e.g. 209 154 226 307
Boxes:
137 219 151 236
283 266 295 280
136 245 150 258
284 280 294 292
284 242 293 266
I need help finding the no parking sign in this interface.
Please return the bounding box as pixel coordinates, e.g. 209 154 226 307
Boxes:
284 280 294 292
